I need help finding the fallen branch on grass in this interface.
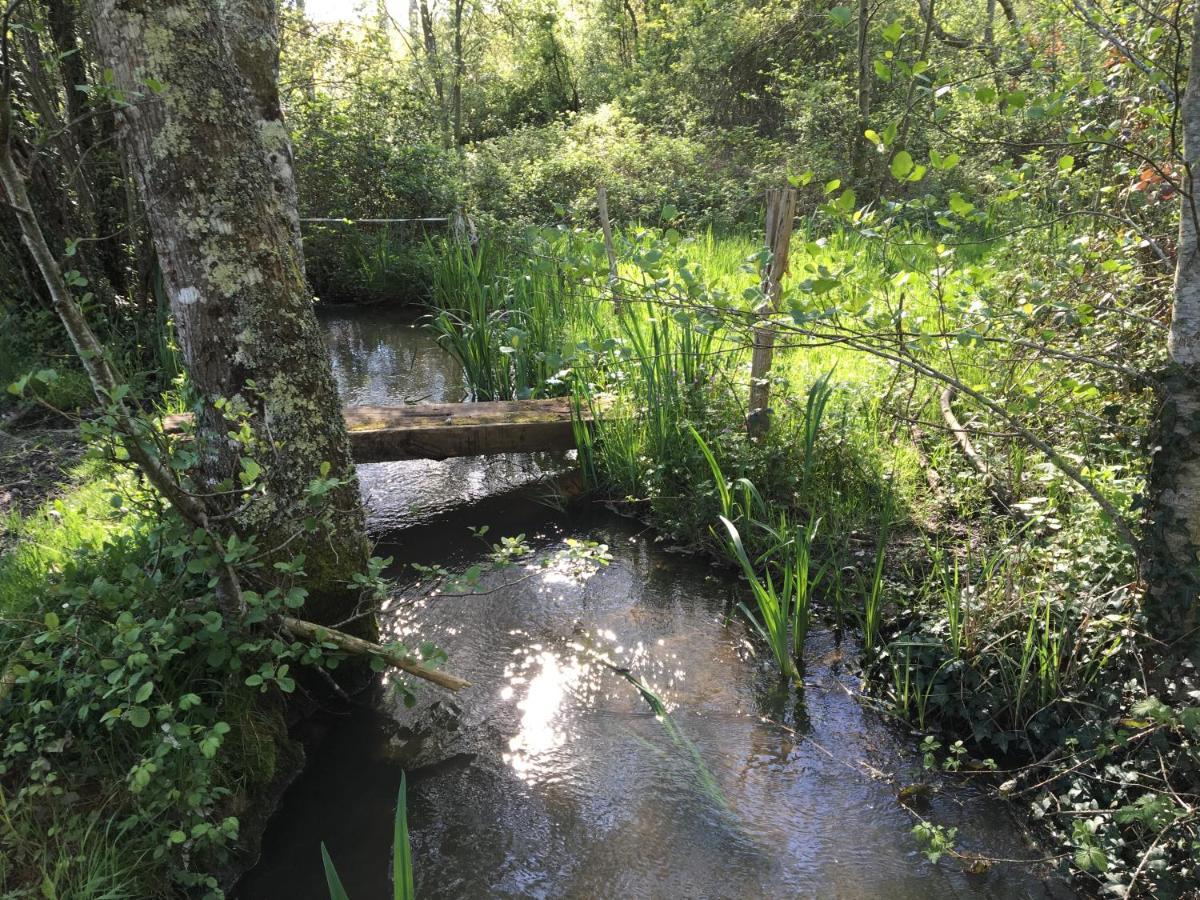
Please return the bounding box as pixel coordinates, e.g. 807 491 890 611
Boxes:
940 386 1016 510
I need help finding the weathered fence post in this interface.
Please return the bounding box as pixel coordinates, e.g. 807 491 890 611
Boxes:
747 186 798 436
597 185 623 313
450 203 478 249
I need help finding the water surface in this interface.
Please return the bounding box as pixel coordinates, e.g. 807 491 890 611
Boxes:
320 306 566 532
239 306 1068 899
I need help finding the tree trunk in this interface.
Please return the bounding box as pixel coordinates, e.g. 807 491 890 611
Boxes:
747 187 797 436
851 0 870 182
224 0 306 271
452 0 465 149
1147 1 1200 657
46 0 130 301
86 0 369 625
418 0 452 150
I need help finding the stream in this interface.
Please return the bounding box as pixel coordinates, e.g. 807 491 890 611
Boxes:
237 306 1071 899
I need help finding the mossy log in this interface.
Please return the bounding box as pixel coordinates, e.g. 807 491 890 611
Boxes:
164 397 609 462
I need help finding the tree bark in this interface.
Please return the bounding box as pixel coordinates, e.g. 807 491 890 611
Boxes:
851 0 871 181
747 187 797 436
46 0 129 300
85 0 369 625
1147 0 1200 657
452 0 465 149
224 0 305 271
418 0 452 150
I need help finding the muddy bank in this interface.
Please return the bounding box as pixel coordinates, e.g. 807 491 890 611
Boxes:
0 426 85 550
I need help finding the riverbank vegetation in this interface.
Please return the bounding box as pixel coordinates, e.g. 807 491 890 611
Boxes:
2 0 1200 897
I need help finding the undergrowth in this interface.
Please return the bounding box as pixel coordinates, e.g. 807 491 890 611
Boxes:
0 434 422 897
426 216 1198 896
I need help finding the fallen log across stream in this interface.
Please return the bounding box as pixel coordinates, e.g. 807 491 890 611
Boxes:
163 397 609 462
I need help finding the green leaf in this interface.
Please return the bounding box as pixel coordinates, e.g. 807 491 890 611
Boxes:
1075 846 1107 873
949 192 974 216
1057 154 1075 172
975 86 997 103
321 844 352 900
1004 90 1027 110
127 706 150 728
873 59 891 81
43 612 59 630
930 149 960 170
890 151 914 178
660 203 678 222
881 20 903 43
828 6 852 26
393 774 415 900
239 458 262 486
135 682 154 703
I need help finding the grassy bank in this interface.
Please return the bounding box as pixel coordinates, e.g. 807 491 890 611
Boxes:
425 220 1198 896
0 413 417 898
0 457 294 897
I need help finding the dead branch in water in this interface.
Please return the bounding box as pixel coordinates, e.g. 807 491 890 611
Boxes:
281 615 471 692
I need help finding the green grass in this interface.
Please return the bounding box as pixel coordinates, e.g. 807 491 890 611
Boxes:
0 799 145 900
429 238 605 400
0 458 296 898
429 225 924 677
0 460 134 618
692 425 829 679
428 217 1147 768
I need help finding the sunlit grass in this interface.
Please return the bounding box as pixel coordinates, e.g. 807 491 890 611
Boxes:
0 461 137 622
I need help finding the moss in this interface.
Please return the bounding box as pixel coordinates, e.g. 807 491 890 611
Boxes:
211 690 308 894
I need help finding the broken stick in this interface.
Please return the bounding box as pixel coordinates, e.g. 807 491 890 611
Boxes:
281 616 471 692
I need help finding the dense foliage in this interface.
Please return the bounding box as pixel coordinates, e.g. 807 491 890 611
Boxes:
3 0 1200 897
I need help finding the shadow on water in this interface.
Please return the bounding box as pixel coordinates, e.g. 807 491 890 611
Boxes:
237 307 1072 900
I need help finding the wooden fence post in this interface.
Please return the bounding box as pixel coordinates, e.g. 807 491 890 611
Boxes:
747 186 798 436
597 186 622 313
450 203 478 249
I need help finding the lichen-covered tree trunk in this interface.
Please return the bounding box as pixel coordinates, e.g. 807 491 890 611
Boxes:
1148 2 1200 658
86 0 368 624
223 0 305 269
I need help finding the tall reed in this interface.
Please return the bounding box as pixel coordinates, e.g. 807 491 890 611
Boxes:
860 498 890 656
798 369 834 504
322 774 415 900
428 239 583 400
692 428 826 679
